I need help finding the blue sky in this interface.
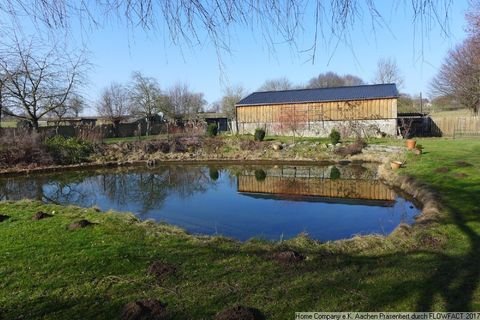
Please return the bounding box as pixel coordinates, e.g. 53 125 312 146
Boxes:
15 1 471 115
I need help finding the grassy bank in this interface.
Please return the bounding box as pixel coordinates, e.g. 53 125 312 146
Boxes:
0 138 479 319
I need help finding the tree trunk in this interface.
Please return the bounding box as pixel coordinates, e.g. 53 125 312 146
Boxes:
113 122 119 138
32 118 39 132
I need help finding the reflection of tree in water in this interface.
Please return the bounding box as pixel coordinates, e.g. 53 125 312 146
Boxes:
0 164 386 214
209 167 219 181
0 177 43 201
98 166 213 214
0 166 214 214
0 173 92 204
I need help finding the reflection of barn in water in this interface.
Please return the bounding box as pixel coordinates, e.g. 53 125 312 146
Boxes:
237 166 396 206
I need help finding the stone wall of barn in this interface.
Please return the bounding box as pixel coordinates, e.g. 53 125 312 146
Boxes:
235 119 396 137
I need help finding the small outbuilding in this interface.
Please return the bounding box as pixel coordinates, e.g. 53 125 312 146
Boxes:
196 112 230 132
235 83 399 137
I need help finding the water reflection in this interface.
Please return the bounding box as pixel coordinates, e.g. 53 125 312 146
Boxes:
0 166 213 214
237 165 396 206
0 164 419 241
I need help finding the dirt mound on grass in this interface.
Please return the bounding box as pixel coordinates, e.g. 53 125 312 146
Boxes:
417 234 445 250
67 219 94 230
121 299 167 320
32 211 53 220
0 214 9 222
434 167 450 173
454 160 473 167
215 305 264 320
147 261 176 283
453 172 468 179
271 250 306 264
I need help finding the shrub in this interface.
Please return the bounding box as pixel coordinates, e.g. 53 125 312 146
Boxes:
0 130 53 168
330 166 341 180
254 128 266 141
45 136 93 164
171 136 202 153
329 129 341 145
142 141 170 154
203 137 225 153
75 126 105 143
254 169 267 181
334 138 367 157
206 123 218 137
209 168 219 181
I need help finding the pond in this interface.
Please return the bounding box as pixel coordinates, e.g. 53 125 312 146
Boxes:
0 163 420 241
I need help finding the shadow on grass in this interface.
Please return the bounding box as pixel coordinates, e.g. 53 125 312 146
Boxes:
414 181 480 311
356 176 480 311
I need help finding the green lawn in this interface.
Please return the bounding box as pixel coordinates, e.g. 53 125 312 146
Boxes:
103 135 162 144
0 138 479 319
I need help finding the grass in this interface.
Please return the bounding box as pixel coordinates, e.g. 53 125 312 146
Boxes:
103 135 161 144
0 138 480 318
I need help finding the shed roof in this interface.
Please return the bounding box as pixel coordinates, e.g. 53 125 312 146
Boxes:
236 83 399 106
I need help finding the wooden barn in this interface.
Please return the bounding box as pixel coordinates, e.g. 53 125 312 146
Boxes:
235 83 399 137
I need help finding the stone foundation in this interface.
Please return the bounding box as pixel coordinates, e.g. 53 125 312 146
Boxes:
236 119 397 137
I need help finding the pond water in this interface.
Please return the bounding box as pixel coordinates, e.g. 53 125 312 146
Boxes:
0 163 420 241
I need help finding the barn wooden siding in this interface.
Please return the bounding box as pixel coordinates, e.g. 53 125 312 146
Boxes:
236 98 397 123
238 176 395 202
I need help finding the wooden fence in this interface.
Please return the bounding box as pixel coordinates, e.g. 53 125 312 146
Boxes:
430 116 480 137
0 122 169 139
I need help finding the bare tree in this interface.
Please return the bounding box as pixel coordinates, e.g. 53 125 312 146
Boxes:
220 85 246 120
167 83 205 118
373 57 404 88
66 94 85 117
274 106 308 143
342 74 366 87
0 35 87 130
47 93 85 133
430 2 480 116
206 101 221 113
128 71 167 135
97 82 130 135
307 72 364 88
0 72 5 127
258 77 293 91
0 1 453 62
397 93 415 113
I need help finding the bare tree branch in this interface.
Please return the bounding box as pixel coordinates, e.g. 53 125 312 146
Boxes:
373 57 404 89
0 34 88 129
430 2 480 116
0 0 453 62
307 71 364 88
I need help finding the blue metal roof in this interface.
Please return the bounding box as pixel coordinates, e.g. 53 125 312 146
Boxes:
236 83 399 106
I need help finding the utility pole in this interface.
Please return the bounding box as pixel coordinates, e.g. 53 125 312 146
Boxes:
420 92 423 114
